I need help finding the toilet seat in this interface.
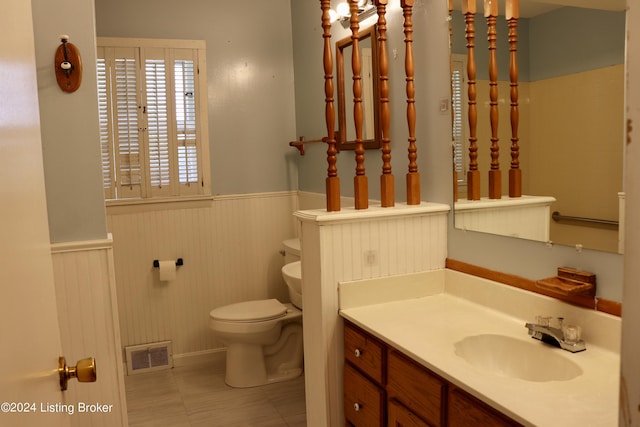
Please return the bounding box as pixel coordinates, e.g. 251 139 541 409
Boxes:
210 299 287 323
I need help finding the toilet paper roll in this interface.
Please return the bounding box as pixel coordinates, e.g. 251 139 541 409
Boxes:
158 260 177 281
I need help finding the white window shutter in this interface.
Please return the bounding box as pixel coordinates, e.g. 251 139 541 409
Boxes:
173 49 201 194
142 47 173 197
96 38 207 202
96 48 115 200
112 47 143 199
451 56 467 187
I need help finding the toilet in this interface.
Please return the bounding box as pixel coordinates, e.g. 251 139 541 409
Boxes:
209 238 303 388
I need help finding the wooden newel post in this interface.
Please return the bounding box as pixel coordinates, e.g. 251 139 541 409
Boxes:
350 0 369 210
376 0 395 207
463 0 480 200
486 0 502 199
507 0 522 198
402 0 421 205
320 0 340 211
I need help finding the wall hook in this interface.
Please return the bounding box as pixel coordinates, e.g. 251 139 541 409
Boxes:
55 35 83 93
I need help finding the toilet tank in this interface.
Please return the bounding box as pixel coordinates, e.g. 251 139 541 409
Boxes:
282 238 300 264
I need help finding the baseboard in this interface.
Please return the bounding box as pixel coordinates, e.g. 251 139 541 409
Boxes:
172 348 227 368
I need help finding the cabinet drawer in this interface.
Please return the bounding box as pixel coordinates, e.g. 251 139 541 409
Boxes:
344 362 384 427
388 399 431 427
344 321 385 384
448 386 523 427
387 350 446 427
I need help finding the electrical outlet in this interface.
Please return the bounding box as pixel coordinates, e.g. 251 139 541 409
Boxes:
364 250 378 266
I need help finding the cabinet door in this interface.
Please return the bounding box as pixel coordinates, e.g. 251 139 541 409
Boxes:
344 320 385 384
387 350 446 427
344 362 385 426
448 386 523 427
388 399 431 427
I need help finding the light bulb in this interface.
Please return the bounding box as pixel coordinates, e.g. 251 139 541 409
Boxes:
336 2 350 17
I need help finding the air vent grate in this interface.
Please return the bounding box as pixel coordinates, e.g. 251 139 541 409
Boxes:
125 341 173 375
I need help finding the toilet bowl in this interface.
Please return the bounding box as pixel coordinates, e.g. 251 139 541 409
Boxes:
209 299 303 388
282 261 302 309
208 238 304 388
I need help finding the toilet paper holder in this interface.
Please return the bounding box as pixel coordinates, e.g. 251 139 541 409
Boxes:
153 258 184 268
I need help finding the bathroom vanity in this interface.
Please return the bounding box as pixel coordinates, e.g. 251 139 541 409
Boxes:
339 269 620 426
344 320 521 426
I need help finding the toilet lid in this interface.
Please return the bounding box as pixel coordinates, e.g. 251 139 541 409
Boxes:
210 299 287 322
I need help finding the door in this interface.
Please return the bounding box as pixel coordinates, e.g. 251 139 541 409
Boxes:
0 1 69 426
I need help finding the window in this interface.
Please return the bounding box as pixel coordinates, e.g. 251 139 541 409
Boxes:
97 38 210 201
451 54 467 190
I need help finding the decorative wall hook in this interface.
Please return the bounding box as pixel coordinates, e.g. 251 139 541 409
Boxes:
54 35 83 93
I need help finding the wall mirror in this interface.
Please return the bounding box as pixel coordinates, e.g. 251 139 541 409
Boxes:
336 25 381 150
449 0 626 253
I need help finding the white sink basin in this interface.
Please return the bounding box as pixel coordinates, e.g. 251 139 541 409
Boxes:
454 334 583 382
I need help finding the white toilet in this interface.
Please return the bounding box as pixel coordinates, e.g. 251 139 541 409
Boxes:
209 238 303 388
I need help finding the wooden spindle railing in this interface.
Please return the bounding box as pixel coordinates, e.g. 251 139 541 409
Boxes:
318 0 430 211
485 0 502 199
463 0 480 200
402 0 421 205
376 0 395 207
350 0 369 210
507 0 522 197
320 0 340 212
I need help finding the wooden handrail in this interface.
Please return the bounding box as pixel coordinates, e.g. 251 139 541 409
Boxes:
288 136 326 156
402 0 421 205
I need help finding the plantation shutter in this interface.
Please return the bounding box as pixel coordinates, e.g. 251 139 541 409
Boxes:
110 47 144 199
96 48 115 200
173 49 201 194
97 40 206 201
451 56 467 187
142 47 173 197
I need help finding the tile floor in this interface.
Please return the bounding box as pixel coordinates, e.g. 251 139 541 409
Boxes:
125 356 307 426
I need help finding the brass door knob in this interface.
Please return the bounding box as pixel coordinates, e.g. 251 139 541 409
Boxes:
58 356 97 391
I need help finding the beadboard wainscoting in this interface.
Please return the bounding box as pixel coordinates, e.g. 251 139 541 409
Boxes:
51 237 128 427
295 203 450 427
105 192 300 360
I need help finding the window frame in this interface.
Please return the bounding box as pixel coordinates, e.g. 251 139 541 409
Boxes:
97 37 211 205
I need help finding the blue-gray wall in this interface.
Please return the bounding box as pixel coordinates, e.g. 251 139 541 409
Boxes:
32 0 108 243
450 7 624 82
94 0 298 197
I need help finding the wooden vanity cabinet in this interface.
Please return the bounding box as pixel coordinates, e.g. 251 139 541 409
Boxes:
343 321 387 427
448 385 523 427
387 350 446 426
343 319 523 427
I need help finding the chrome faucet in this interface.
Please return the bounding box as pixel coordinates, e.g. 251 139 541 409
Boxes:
525 316 586 353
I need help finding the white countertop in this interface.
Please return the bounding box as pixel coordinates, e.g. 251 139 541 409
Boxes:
339 270 620 427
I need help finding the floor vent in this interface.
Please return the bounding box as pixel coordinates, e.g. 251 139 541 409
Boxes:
125 341 173 375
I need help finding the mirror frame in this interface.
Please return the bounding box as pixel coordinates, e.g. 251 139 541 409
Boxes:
336 25 381 151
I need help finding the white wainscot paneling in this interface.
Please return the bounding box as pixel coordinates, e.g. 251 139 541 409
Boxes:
295 202 450 427
454 195 556 242
106 192 299 360
51 237 128 427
